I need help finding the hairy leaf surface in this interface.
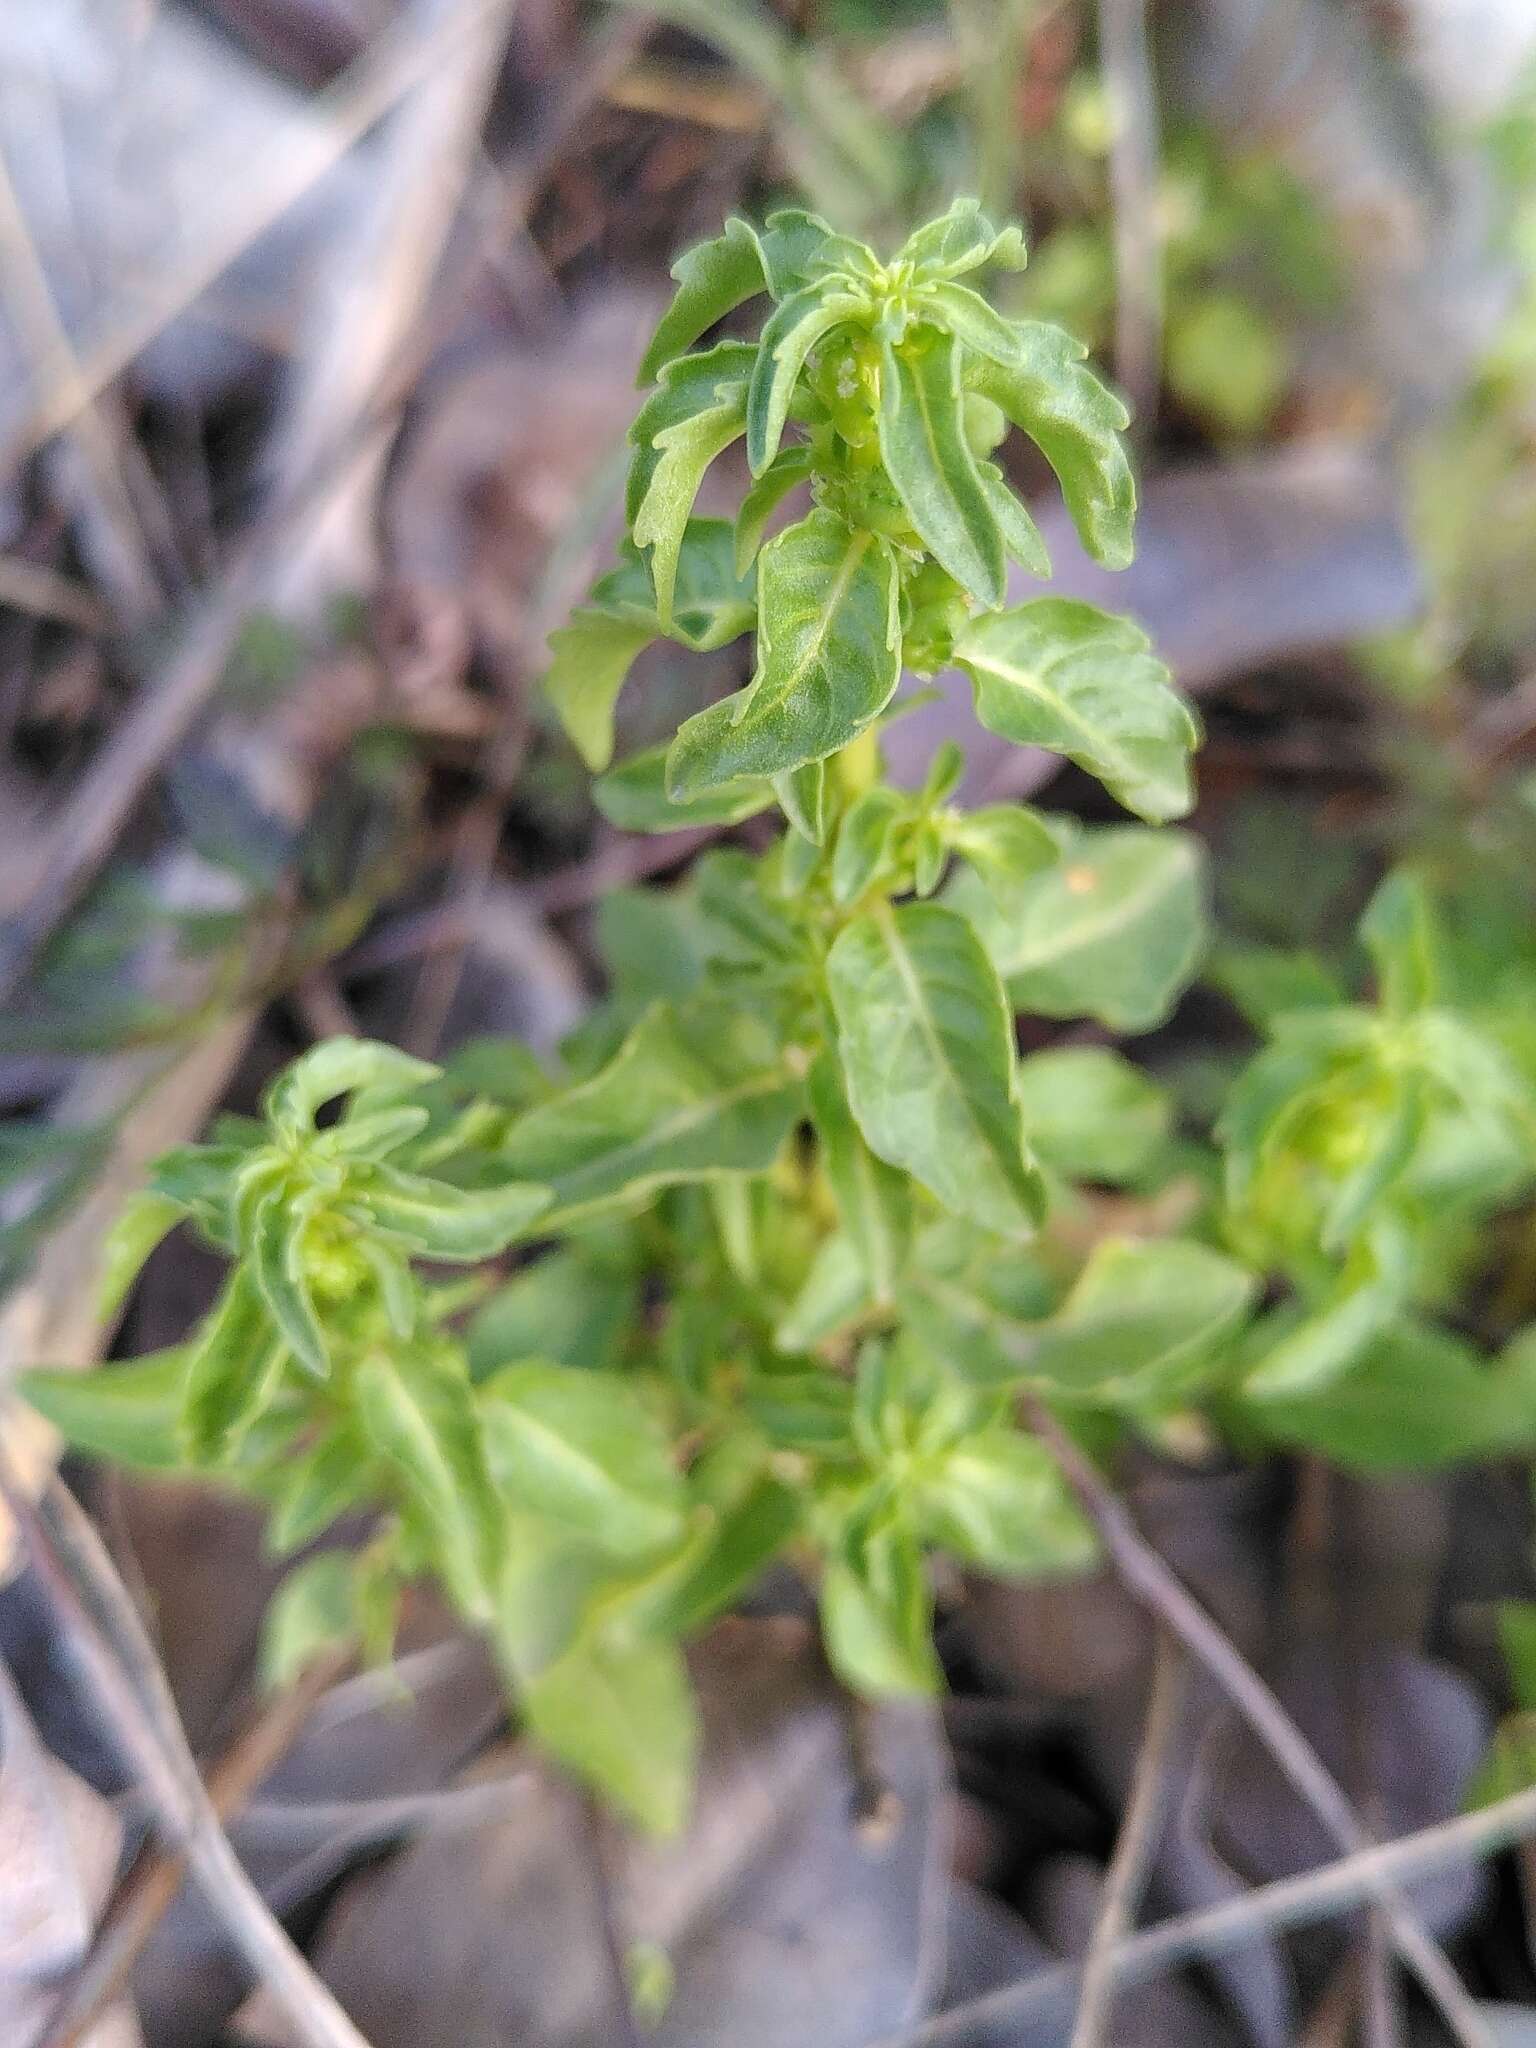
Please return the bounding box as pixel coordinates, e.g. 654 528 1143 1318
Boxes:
954 599 1196 822
500 1001 803 1227
967 326 1135 566
480 1361 685 1555
878 331 1005 607
827 902 1043 1235
960 825 1207 1031
668 510 900 796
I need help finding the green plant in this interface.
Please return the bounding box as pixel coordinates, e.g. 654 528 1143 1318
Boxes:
22 199 1536 1838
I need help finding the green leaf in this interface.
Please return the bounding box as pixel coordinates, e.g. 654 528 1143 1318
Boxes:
943 803 1057 898
772 758 827 844
355 1348 501 1620
267 1425 373 1553
444 1037 552 1111
831 786 905 905
264 1039 439 1137
252 1187 328 1377
352 1164 551 1261
912 820 947 897
808 1050 911 1307
898 198 1027 280
596 890 708 1012
1360 869 1441 1016
97 1190 185 1321
1245 1319 1536 1471
667 510 900 797
694 848 803 971
543 609 656 773
500 1001 802 1229
606 519 758 654
1207 944 1346 1030
967 325 1136 567
629 345 755 628
900 1244 1057 1389
1466 1712 1536 1815
820 1521 939 1699
757 207 844 293
144 1142 251 1241
919 738 966 808
362 1240 417 1340
19 1349 190 1471
656 1476 800 1635
182 1266 290 1463
735 444 814 574
916 1429 1096 1577
1014 1047 1171 1184
1319 1073 1427 1255
260 1552 357 1691
1240 1264 1405 1403
637 211 839 386
1217 1009 1375 1200
827 901 1044 1236
960 824 1208 1032
1411 1011 1536 1136
468 1244 639 1379
978 460 1051 577
628 342 755 522
746 285 866 475
954 599 1196 823
594 746 774 833
586 520 757 655
327 1104 432 1163
877 330 1005 607
1028 1239 1255 1404
639 216 770 384
774 1232 870 1351
1498 1604 1536 1712
479 1361 685 1556
920 281 1037 370
517 1631 698 1836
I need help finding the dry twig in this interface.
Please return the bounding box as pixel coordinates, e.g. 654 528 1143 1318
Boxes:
38 1641 356 2048
877 1775 1536 2048
0 554 115 635
0 0 516 473
1024 1399 1494 2048
0 1464 374 2048
0 156 161 618
1069 1628 1185 2048
1097 0 1163 433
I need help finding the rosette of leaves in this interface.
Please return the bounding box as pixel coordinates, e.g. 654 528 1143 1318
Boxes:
23 203 1245 1837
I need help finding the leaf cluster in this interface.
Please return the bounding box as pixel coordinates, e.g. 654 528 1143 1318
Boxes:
25 200 1536 1834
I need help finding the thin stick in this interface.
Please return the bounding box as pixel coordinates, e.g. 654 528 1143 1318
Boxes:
874 1776 1536 2048
1097 0 1163 434
1070 1628 1185 2048
38 1641 355 2048
0 1464 374 2048
578 1790 644 2048
264 0 521 614
0 6 647 1007
0 157 160 618
1023 1400 1493 2048
0 553 115 634
0 0 513 473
